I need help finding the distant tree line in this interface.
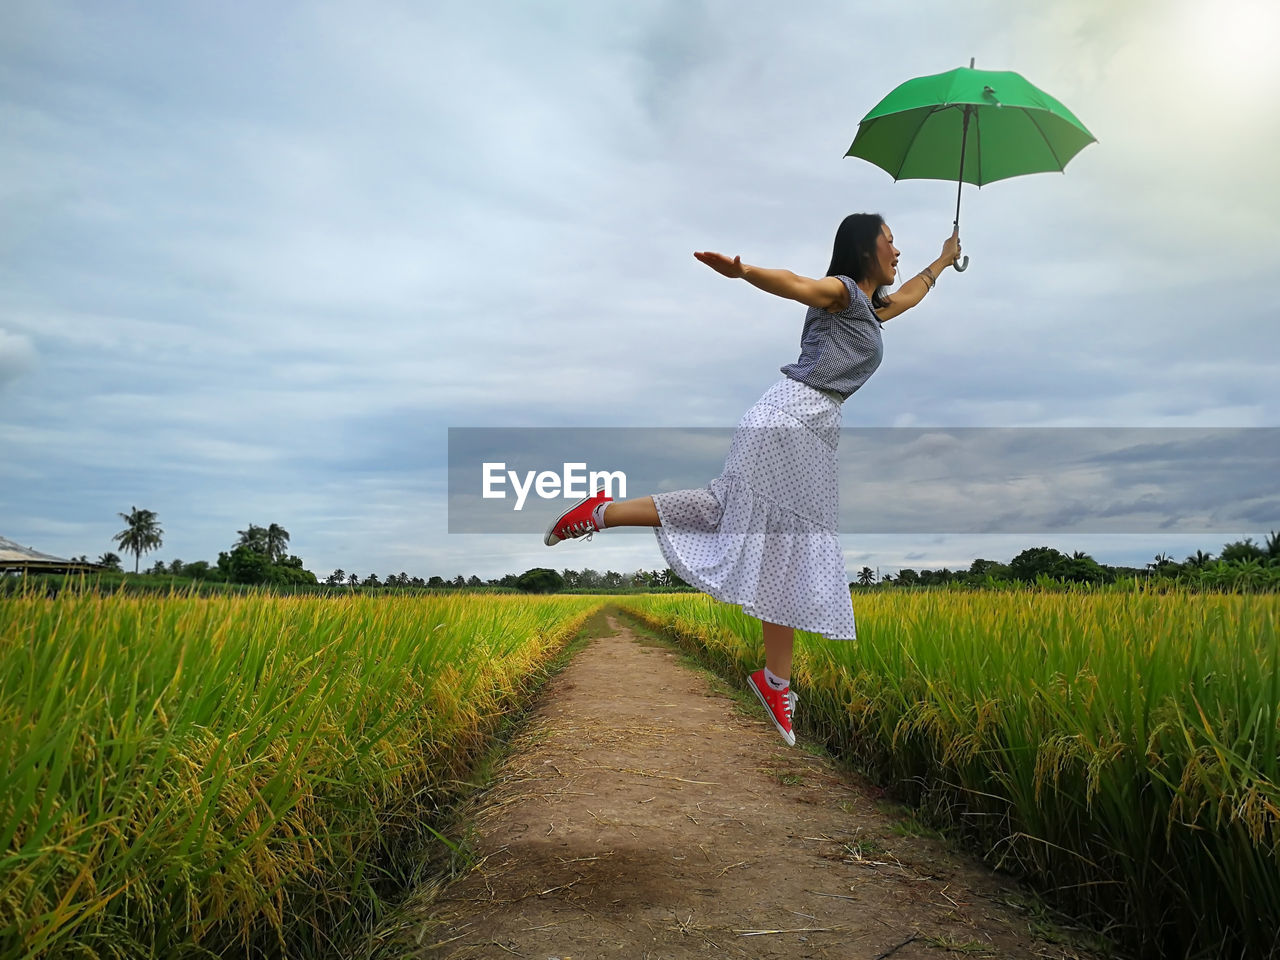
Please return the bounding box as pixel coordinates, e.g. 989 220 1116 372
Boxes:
316 566 692 594
72 508 1278 594
854 532 1280 591
95 511 317 586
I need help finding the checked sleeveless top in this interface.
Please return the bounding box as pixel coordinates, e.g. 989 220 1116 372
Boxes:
779 275 883 404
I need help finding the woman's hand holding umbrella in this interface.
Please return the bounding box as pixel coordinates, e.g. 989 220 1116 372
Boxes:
940 228 962 270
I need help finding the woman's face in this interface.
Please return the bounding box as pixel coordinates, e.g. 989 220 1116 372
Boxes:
877 224 900 286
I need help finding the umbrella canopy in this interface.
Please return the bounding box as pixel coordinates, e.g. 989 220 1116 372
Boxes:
847 65 1097 185
845 63 1096 270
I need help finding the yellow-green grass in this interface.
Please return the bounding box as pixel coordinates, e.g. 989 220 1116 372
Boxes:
616 588 1280 960
0 589 603 959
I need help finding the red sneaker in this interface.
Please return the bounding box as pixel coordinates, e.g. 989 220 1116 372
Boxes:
543 489 613 546
747 669 797 746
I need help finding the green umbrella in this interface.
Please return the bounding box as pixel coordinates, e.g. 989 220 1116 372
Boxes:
846 59 1096 271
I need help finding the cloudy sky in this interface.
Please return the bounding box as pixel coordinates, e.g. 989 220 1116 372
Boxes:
3 0 1277 582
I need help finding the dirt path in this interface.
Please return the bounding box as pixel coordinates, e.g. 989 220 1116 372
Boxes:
391 611 1101 959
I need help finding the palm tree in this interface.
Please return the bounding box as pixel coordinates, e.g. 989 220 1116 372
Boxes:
236 524 268 554
113 507 163 573
857 566 875 586
97 551 122 571
1267 530 1280 559
347 572 359 587
265 523 291 563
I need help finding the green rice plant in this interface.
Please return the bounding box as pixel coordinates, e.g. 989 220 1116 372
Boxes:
616 587 1280 960
0 588 603 959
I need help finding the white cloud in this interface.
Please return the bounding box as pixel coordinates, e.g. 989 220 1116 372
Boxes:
0 329 36 388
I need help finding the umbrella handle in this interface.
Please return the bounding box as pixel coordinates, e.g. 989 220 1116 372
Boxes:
952 255 969 272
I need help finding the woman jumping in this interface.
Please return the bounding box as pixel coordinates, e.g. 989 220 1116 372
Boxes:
544 214 962 746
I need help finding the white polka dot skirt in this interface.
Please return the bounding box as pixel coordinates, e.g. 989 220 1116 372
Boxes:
651 376 857 641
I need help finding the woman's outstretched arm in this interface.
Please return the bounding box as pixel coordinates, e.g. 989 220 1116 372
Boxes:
694 251 849 312
875 230 962 323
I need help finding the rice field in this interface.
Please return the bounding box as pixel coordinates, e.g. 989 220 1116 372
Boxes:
7 583 1277 959
616 588 1280 960
0 588 604 960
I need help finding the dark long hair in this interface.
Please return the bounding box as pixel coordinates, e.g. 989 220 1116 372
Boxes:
826 213 888 309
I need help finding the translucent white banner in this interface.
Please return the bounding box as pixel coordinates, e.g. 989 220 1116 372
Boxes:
447 427 1280 535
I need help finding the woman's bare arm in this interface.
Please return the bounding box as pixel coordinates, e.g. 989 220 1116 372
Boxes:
694 252 848 312
876 230 961 323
